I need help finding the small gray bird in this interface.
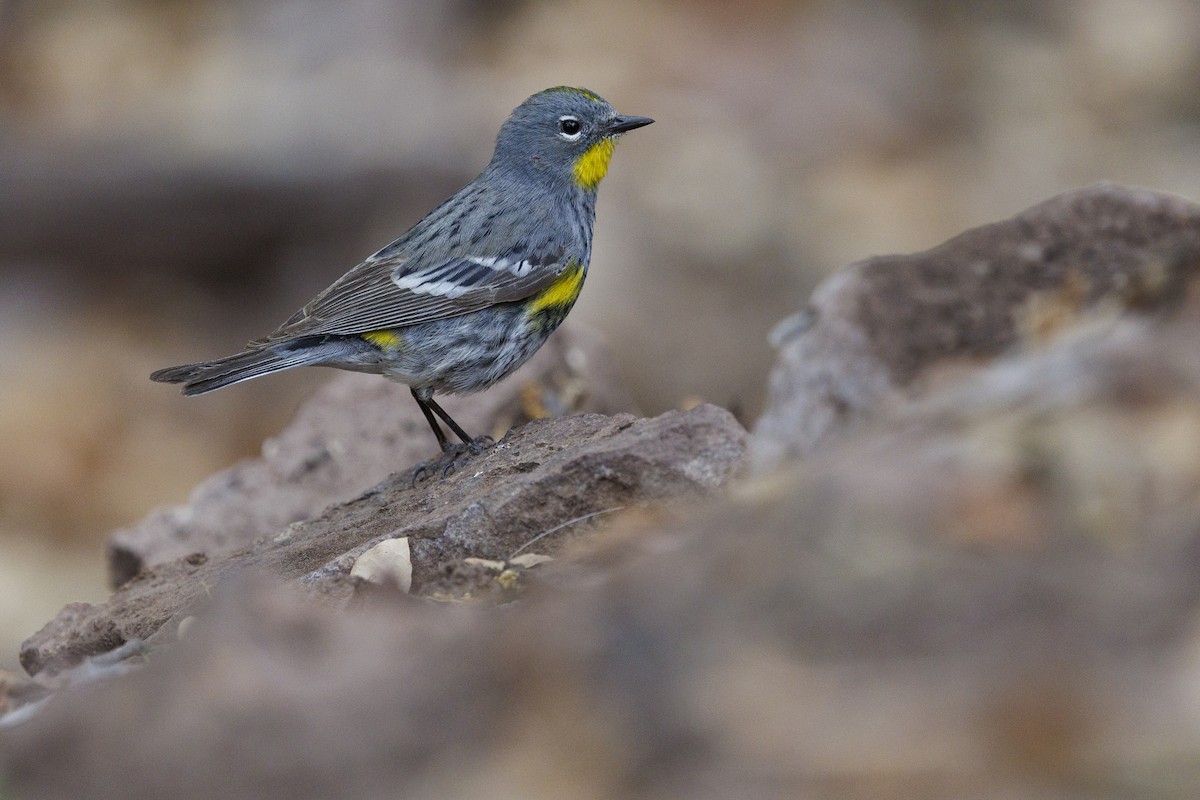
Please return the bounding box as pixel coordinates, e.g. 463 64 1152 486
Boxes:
152 87 652 473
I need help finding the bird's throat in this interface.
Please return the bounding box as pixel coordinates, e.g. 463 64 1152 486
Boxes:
572 139 616 191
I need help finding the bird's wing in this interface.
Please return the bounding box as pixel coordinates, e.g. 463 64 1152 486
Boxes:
250 245 570 345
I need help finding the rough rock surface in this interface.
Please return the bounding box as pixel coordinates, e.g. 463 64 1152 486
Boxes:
7 184 1200 799
107 326 634 587
19 404 746 677
7 289 1200 798
752 183 1200 468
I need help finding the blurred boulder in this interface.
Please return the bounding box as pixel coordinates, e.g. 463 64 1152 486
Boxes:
7 269 1200 797
751 183 1200 469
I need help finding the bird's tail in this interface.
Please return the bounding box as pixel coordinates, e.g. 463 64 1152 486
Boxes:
151 343 325 395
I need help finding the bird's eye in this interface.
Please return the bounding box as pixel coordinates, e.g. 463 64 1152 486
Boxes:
558 117 582 139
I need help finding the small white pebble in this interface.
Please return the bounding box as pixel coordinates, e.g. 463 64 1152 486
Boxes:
351 537 413 592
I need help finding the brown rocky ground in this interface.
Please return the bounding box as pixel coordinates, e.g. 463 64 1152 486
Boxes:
4 185 1200 798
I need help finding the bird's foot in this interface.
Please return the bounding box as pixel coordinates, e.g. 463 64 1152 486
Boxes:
411 435 496 485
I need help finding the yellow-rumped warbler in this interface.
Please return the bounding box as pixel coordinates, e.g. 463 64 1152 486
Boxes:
152 87 652 470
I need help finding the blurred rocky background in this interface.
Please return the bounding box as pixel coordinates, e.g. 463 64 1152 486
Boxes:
2 0 1200 675
6 182 1200 798
5 2 1200 795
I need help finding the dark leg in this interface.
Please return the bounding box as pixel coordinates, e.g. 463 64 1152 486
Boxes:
409 389 495 484
425 396 475 446
410 388 450 450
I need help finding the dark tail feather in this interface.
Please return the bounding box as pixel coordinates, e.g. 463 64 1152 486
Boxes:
151 345 322 395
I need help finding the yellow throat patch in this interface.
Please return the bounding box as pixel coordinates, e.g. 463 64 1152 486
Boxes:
572 139 616 191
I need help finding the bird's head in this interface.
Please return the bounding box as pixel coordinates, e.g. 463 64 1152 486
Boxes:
492 86 653 192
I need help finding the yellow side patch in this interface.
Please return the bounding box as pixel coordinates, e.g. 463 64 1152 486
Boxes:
527 262 585 315
361 329 404 350
572 139 616 191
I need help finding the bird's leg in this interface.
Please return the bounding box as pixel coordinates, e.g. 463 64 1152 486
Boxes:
410 389 495 484
411 387 450 450
425 396 493 454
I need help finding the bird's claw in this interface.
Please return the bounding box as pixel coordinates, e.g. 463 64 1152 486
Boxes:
466 435 495 456
410 436 496 486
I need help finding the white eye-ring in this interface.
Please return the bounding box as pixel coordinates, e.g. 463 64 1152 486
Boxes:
558 116 583 140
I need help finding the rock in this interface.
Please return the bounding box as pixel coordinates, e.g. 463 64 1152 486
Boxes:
7 298 1200 798
751 183 1200 469
107 325 635 588
20 404 746 677
13 602 127 679
11 181 1200 798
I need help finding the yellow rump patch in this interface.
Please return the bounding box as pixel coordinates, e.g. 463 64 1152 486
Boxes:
528 262 585 315
361 329 404 350
572 139 616 191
